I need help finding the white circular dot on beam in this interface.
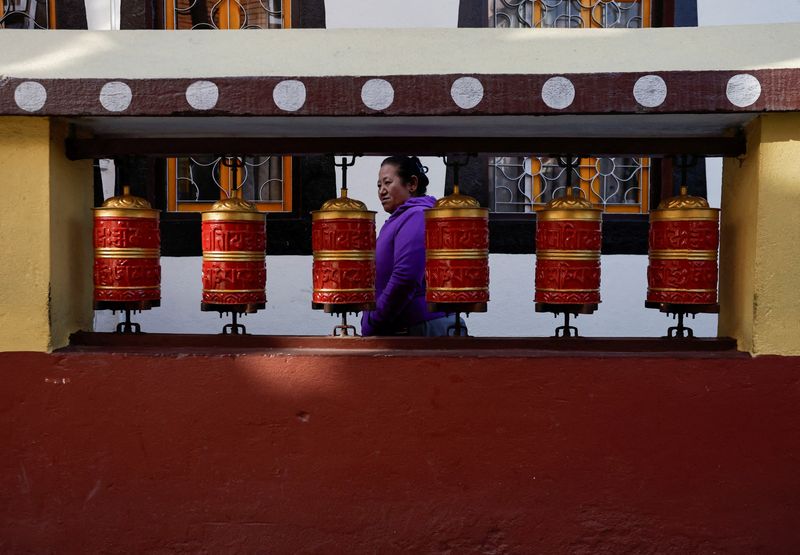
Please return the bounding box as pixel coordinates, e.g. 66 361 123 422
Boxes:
361 79 394 111
185 80 219 110
99 81 132 112
273 80 306 112
633 75 667 108
726 74 761 108
541 76 575 110
14 81 47 112
450 77 484 110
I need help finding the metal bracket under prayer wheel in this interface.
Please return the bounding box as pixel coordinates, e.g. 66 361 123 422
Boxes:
96 301 161 334
202 303 265 335
535 303 598 338
645 302 720 339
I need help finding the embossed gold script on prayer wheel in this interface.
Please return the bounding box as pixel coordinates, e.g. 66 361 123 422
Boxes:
310 191 377 313
534 187 602 308
93 186 161 309
201 197 266 313
646 186 720 307
424 189 490 313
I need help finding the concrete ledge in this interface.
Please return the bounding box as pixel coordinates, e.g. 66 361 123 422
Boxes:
64 331 743 358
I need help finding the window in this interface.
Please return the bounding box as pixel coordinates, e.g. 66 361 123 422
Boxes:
490 0 649 29
163 0 293 213
165 0 288 30
488 0 651 214
490 156 650 214
0 0 55 29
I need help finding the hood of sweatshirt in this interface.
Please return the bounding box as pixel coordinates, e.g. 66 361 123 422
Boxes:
385 195 437 223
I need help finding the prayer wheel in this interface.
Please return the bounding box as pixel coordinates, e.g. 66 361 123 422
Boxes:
93 186 160 309
534 188 602 308
201 198 266 313
310 192 376 312
424 190 489 312
647 186 720 306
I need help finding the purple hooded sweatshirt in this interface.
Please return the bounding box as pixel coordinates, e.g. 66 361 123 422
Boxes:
361 195 445 336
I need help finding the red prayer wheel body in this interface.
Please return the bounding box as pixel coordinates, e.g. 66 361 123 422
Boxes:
311 195 376 312
534 194 602 306
201 198 266 311
93 190 160 308
425 194 490 310
647 188 720 305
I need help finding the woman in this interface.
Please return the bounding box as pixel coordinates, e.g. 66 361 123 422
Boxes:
361 156 463 337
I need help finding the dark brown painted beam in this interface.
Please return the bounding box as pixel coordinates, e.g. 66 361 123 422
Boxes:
65 136 745 160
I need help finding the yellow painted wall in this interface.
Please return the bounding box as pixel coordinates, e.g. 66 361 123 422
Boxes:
48 121 94 349
720 114 800 355
0 117 92 352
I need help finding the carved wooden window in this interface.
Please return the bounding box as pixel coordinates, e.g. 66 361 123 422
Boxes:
488 0 651 214
0 0 55 29
163 0 293 213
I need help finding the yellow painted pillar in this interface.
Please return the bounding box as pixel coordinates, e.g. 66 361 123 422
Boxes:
720 114 800 355
0 117 93 352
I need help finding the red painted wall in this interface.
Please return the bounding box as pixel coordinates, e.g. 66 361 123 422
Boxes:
2 349 799 552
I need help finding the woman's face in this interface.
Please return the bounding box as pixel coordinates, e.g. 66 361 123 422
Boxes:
377 163 417 214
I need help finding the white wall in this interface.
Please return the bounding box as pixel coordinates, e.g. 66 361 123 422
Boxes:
697 0 800 26
84 0 120 30
95 0 800 337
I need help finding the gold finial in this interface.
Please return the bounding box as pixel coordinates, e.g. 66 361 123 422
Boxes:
544 187 594 210
209 197 260 213
320 195 369 211
100 186 153 210
657 185 710 210
433 190 481 209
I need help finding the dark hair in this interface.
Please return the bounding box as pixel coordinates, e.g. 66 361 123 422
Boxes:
381 155 429 196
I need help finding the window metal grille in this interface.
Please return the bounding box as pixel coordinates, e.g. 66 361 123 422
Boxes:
166 0 285 30
0 0 54 29
490 156 649 214
489 0 648 29
168 155 290 212
164 0 292 213
488 0 652 213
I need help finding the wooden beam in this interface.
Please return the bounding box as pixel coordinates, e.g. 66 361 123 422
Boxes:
65 136 746 160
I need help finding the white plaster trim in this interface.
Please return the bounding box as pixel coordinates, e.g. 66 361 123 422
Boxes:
726 74 762 107
633 75 667 108
99 81 132 112
450 77 484 109
361 79 394 111
14 81 47 112
185 80 219 110
541 76 575 110
3 25 799 79
273 80 307 112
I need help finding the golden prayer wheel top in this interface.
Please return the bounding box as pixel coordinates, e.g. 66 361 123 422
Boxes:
311 189 375 221
202 197 265 222
651 186 719 222
537 187 601 222
425 188 487 219
93 186 159 219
